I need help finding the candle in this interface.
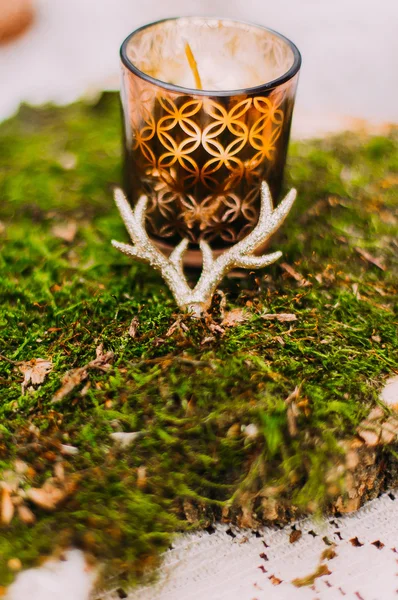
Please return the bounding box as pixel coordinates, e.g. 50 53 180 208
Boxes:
120 17 301 263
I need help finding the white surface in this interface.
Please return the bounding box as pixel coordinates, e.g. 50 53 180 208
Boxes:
0 0 397 136
381 377 398 408
6 550 94 600
8 489 398 600
104 490 398 600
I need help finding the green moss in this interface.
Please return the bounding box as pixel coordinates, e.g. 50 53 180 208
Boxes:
0 93 397 588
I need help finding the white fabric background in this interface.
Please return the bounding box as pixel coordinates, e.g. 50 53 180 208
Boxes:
2 2 397 599
109 490 398 600
0 0 397 135
8 489 398 600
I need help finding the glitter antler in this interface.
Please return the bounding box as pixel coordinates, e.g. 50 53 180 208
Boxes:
112 182 296 317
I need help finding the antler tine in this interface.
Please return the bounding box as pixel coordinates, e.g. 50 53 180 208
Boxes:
230 182 296 258
112 181 296 318
199 239 214 273
169 238 189 279
112 188 193 305
212 183 296 272
268 187 297 234
111 240 138 257
134 194 150 228
191 184 297 309
235 251 282 269
112 188 164 264
228 181 273 256
113 188 142 244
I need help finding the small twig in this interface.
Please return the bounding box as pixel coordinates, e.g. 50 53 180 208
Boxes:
175 356 216 369
0 353 19 365
262 313 297 322
128 355 174 368
285 385 301 437
280 263 311 287
128 354 216 370
355 247 386 271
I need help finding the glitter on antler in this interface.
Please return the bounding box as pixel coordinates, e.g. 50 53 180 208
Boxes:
112 182 297 317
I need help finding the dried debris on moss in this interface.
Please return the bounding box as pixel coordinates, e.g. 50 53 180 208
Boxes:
52 343 114 402
0 93 397 589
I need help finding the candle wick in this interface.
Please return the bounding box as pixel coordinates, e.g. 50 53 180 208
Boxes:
184 42 203 90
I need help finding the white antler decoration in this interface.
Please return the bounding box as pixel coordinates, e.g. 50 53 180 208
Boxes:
112 181 297 317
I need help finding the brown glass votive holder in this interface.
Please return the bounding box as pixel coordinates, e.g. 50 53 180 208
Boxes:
120 17 301 265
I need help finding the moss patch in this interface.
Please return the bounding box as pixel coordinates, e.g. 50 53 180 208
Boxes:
0 93 397 589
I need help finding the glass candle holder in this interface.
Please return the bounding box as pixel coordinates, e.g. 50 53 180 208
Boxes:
120 17 301 263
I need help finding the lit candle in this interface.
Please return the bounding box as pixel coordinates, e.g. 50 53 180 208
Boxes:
120 17 301 263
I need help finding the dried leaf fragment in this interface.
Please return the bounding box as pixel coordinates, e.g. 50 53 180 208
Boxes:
54 462 65 482
1 488 14 524
261 313 297 322
208 322 225 335
27 486 64 510
166 318 185 337
258 565 267 574
94 343 113 367
286 404 298 437
350 536 363 548
183 499 199 523
128 316 139 338
335 496 361 513
352 282 361 300
110 431 142 448
354 247 386 271
380 419 398 444
14 460 28 475
17 358 52 394
308 529 318 537
136 466 147 489
52 221 77 243
60 444 79 455
285 386 301 437
52 367 87 402
26 478 75 511
221 308 249 327
292 563 331 587
321 545 337 561
226 423 241 438
367 406 384 421
52 344 114 402
243 424 259 439
17 504 35 524
289 529 302 543
280 263 311 287
356 425 380 447
355 408 397 447
7 558 22 571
